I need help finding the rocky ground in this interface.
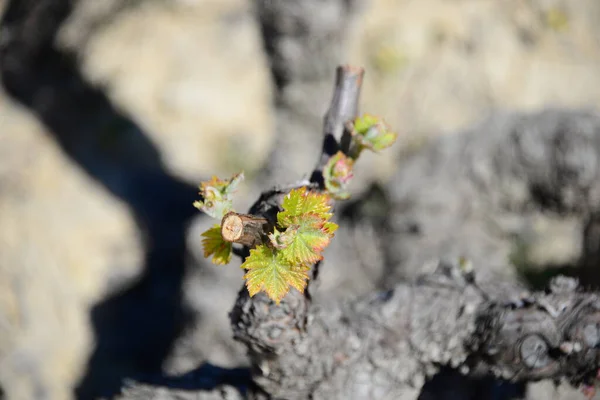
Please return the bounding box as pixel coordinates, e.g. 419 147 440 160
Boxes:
1 0 600 399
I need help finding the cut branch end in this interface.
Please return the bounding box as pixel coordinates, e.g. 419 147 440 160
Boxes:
221 212 270 248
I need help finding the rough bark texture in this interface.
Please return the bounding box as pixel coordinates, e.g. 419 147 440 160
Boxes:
229 266 482 400
383 109 600 288
119 270 600 400
234 270 600 399
117 70 600 399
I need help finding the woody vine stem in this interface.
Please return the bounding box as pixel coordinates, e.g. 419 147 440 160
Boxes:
193 65 397 304
184 66 600 399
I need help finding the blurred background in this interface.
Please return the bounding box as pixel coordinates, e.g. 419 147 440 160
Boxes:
1 0 600 399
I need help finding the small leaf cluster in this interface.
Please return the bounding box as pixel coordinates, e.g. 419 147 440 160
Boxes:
194 114 397 304
194 173 244 265
193 172 244 219
352 114 397 154
244 187 337 303
323 152 354 200
323 114 397 199
195 175 338 304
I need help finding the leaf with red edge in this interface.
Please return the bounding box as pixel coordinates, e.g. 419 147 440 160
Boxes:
323 151 354 199
280 214 338 264
194 172 244 219
241 245 310 304
277 187 332 227
275 187 339 264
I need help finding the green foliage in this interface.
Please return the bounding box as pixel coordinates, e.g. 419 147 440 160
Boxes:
322 114 397 200
241 187 338 304
193 172 244 219
323 151 354 199
242 245 311 304
194 174 241 266
201 225 232 265
278 213 336 264
352 114 397 154
194 111 397 304
276 187 337 264
277 186 333 224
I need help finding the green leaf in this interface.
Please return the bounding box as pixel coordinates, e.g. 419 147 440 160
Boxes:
353 114 380 134
194 172 244 219
280 214 337 264
323 151 354 199
274 188 339 265
241 245 310 304
277 187 332 227
201 224 232 265
323 221 338 236
352 114 398 153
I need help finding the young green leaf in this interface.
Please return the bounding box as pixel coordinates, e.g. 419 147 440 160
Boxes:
353 114 379 134
352 114 398 153
277 187 333 227
271 187 340 265
279 214 337 264
323 151 354 199
194 172 244 219
242 245 310 304
201 224 233 265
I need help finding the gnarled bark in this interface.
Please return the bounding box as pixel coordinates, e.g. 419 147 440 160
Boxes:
118 68 600 399
120 269 600 400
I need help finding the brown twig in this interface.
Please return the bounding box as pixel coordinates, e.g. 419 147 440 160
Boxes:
310 65 364 188
221 212 270 248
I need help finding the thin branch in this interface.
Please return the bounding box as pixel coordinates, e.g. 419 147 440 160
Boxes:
230 64 365 283
311 65 364 188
